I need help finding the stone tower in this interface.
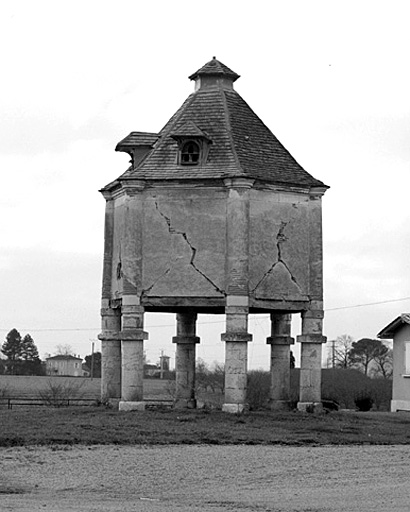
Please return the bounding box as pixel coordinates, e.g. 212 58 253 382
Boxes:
99 58 328 412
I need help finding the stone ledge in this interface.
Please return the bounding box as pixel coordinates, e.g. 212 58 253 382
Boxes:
119 330 149 341
221 332 253 342
172 336 201 344
297 401 323 413
222 403 247 414
266 335 294 345
119 401 146 411
296 334 327 344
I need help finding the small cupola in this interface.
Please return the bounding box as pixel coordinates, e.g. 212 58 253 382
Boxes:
188 57 240 91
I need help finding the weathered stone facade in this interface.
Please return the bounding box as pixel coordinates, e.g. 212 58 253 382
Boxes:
99 58 328 411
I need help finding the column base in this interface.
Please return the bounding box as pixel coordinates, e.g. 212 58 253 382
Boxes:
268 399 293 412
391 400 410 412
102 398 120 409
222 403 247 414
297 401 323 413
174 398 197 409
119 401 146 411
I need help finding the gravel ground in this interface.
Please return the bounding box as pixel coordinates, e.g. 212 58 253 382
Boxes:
0 445 408 512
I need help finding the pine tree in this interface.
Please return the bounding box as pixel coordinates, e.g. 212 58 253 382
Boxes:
1 329 22 374
21 334 40 361
1 329 44 375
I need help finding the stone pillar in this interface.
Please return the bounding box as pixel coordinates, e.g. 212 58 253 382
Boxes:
98 196 122 403
222 178 254 413
172 312 200 409
267 313 294 411
297 304 326 411
117 184 148 411
296 187 327 411
222 298 252 412
119 298 148 411
99 302 121 402
221 178 254 413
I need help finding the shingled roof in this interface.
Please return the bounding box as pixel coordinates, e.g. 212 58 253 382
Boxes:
112 58 328 189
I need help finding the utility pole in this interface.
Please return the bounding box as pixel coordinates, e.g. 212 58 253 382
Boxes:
160 349 164 380
90 340 95 380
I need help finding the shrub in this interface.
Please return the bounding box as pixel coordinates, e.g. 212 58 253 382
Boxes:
37 379 85 406
354 393 374 411
247 370 270 410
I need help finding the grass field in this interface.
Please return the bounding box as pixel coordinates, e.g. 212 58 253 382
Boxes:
0 375 172 400
1 407 410 447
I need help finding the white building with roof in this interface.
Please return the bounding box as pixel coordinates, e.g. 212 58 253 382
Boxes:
378 314 410 412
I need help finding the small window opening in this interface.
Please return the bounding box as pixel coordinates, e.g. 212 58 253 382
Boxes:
181 141 200 165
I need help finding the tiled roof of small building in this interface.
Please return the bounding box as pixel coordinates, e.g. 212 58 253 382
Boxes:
115 131 158 151
46 355 82 361
112 59 328 189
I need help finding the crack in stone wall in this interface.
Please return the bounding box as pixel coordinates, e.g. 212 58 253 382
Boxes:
143 201 225 296
252 221 304 295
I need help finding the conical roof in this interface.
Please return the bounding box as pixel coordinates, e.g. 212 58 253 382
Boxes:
188 57 240 82
115 59 328 190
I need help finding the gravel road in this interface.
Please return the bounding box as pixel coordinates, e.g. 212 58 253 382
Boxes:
1 445 408 511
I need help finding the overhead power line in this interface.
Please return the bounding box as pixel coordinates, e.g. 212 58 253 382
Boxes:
325 296 410 312
1 296 409 333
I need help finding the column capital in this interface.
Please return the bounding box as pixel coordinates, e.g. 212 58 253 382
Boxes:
266 335 294 345
223 178 255 189
98 331 121 341
120 329 149 341
172 335 200 344
221 332 253 342
297 334 327 344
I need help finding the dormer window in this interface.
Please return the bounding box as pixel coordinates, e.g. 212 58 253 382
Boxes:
171 121 212 167
181 140 200 165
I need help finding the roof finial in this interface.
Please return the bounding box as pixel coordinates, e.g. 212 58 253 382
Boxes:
213 56 216 60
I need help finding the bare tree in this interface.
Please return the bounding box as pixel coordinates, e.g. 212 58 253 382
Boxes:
327 334 355 369
55 344 75 356
372 347 393 379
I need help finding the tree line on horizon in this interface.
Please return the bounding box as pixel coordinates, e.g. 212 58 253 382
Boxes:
326 334 392 379
0 329 100 377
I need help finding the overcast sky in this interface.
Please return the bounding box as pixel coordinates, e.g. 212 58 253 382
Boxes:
1 0 409 369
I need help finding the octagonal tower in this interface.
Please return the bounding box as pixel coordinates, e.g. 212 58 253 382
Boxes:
99 58 329 412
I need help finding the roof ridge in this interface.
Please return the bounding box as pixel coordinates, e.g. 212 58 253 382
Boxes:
134 93 198 174
220 88 245 176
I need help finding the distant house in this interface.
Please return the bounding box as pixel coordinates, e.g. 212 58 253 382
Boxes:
46 355 83 377
378 313 410 412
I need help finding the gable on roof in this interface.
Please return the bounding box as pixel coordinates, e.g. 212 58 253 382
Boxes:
378 314 410 339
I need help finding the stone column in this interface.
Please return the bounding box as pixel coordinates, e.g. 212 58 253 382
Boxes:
118 184 148 411
99 302 121 402
297 304 326 411
296 187 327 411
119 299 148 411
267 313 294 411
98 196 122 402
222 178 254 413
222 299 252 413
172 312 200 409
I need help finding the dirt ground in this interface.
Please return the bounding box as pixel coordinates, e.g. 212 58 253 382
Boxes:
0 444 408 512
